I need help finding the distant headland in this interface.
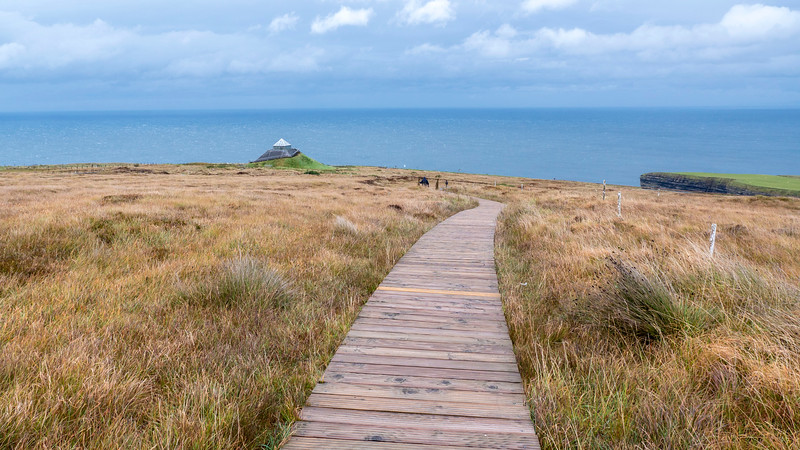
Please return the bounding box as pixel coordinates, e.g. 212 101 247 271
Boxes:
641 172 800 198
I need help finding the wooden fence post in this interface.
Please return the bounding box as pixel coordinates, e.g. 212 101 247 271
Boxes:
709 223 717 257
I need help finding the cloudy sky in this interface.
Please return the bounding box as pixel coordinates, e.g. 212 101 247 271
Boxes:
1 0 799 110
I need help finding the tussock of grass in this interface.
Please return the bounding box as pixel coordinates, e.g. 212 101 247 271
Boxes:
178 257 293 309
333 216 359 235
595 258 708 341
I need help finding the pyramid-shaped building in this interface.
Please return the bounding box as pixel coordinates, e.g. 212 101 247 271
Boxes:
253 139 300 162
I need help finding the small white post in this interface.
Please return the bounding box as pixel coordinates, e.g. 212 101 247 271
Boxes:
709 223 717 257
494 181 496 187
521 183 524 190
602 180 606 200
617 192 622 218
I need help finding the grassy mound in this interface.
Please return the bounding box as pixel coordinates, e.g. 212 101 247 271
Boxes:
248 153 334 171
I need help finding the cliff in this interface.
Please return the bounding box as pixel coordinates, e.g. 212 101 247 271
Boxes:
640 173 800 198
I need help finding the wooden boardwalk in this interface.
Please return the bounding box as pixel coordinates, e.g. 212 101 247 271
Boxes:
282 199 540 449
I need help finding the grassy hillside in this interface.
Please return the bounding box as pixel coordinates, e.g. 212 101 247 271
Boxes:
247 153 334 171
678 173 800 192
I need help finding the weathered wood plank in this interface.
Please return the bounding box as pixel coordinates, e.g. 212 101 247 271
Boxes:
349 322 510 339
342 336 512 354
335 345 518 364
321 371 525 394
324 361 524 383
360 303 506 319
375 286 501 298
331 353 520 372
299 407 535 434
293 422 538 449
344 330 512 347
282 437 475 450
311 383 524 406
306 393 532 421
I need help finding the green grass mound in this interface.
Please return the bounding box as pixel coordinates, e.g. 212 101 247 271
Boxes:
248 153 334 171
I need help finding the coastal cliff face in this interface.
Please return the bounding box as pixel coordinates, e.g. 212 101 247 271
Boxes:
640 173 799 197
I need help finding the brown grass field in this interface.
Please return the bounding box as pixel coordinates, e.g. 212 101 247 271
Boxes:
1 163 799 448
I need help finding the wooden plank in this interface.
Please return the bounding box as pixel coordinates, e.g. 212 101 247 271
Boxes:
349 322 510 339
342 337 512 354
345 330 512 347
300 407 535 434
366 300 503 315
321 371 524 394
312 382 524 407
282 437 475 450
361 304 505 319
293 422 538 449
335 345 518 364
356 310 507 327
324 362 524 384
352 318 509 334
307 393 531 420
365 302 504 317
331 353 520 372
375 286 501 298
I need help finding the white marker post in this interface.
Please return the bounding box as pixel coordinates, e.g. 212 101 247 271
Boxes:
602 180 606 200
709 223 717 257
617 192 622 218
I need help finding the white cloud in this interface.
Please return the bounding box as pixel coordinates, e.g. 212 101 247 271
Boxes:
521 0 578 14
464 4 800 60
311 6 373 34
0 12 323 78
406 43 447 55
464 26 514 57
720 4 800 39
268 13 299 34
398 0 454 25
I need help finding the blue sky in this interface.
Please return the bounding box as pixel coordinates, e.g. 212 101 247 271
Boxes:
1 0 799 110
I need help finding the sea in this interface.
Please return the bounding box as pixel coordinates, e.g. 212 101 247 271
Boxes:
1 108 798 187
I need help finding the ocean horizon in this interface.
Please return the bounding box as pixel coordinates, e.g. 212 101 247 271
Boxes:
2 108 799 186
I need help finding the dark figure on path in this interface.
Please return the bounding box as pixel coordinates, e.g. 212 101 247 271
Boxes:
445 180 448 189
419 177 429 187
435 178 439 190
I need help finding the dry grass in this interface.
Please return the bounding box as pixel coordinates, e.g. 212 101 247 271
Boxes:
3 163 799 448
453 180 800 449
0 164 475 448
